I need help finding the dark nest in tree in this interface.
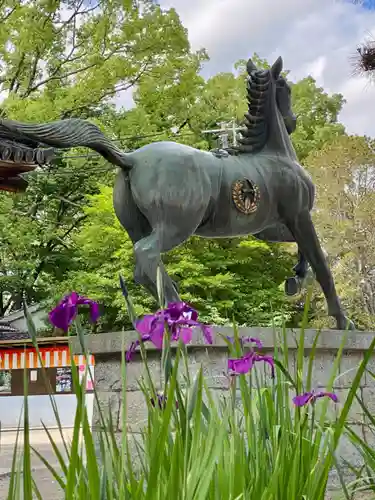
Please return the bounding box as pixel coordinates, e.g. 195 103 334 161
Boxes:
352 38 375 79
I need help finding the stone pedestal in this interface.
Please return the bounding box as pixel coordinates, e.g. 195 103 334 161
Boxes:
70 327 375 489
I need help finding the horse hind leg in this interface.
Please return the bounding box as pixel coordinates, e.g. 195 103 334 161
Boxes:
125 225 179 301
119 218 180 303
113 171 179 302
134 248 180 305
133 227 186 305
129 168 210 305
253 225 309 296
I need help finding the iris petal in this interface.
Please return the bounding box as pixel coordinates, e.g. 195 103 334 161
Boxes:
49 292 100 331
136 315 158 334
225 336 262 349
293 390 338 406
202 325 214 344
228 353 253 374
293 393 314 406
314 391 338 403
179 327 193 344
49 305 72 332
126 301 213 361
228 352 274 376
150 321 165 349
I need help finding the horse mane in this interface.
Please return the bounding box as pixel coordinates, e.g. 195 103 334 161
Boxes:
236 65 272 154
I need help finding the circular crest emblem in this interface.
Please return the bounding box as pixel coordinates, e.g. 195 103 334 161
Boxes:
232 178 260 215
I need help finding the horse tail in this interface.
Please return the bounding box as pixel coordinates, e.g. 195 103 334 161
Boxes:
0 118 134 170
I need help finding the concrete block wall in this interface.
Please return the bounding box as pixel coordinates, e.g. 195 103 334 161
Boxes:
70 327 375 487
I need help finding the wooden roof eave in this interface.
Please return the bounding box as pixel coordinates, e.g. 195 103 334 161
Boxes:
0 337 69 348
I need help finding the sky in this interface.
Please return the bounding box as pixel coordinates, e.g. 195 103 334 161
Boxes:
152 0 375 137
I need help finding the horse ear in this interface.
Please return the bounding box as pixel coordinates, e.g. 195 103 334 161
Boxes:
271 56 283 79
246 58 258 74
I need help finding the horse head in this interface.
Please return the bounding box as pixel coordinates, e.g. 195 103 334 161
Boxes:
273 63 297 135
237 56 297 155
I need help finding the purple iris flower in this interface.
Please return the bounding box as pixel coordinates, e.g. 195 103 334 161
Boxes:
49 292 100 332
150 392 179 410
293 391 338 407
126 302 213 361
225 336 263 349
164 302 198 322
202 325 214 344
228 351 275 377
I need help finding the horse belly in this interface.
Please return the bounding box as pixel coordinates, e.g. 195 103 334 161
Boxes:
195 161 278 238
195 191 277 238
195 214 276 238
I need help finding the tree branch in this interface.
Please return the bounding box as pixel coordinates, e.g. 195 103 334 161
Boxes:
0 6 17 23
59 56 153 118
8 53 25 93
20 1 105 96
23 44 123 96
1 295 14 317
31 214 88 284
53 1 101 35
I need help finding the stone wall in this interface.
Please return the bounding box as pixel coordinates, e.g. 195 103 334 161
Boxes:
70 327 375 488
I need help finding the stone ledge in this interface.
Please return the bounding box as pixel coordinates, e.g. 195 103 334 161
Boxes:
70 327 375 355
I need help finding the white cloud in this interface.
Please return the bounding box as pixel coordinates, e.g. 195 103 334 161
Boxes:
303 57 327 83
112 87 135 110
158 0 375 137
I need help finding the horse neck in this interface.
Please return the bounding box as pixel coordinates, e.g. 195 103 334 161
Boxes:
237 73 297 162
264 99 297 161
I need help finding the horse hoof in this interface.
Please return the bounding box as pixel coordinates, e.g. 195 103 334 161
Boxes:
335 317 356 331
284 276 301 296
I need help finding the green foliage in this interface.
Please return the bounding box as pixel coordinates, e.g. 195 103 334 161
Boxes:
9 303 375 498
305 134 375 330
345 369 375 496
165 237 296 327
292 77 346 161
0 1 199 121
0 0 204 319
131 50 346 156
0 154 109 315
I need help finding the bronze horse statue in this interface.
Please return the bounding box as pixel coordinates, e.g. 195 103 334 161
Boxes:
0 56 354 330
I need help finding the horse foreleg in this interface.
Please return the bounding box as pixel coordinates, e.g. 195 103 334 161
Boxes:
253 225 309 296
285 211 355 330
285 250 309 296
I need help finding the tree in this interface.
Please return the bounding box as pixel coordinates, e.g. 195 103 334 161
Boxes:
132 52 346 159
0 1 201 120
305 134 375 329
0 0 205 317
291 77 345 161
0 154 109 315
